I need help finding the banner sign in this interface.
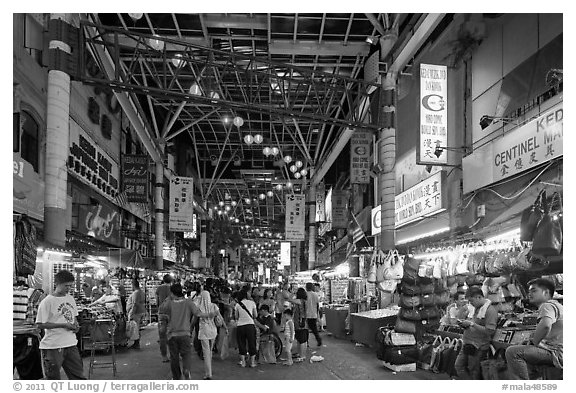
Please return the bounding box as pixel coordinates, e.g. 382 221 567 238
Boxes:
69 120 120 197
395 171 446 228
169 176 195 231
331 190 349 229
371 205 381 235
463 103 563 193
350 131 372 183
13 152 45 221
285 194 306 241
315 182 326 222
280 242 291 266
121 154 149 203
418 64 448 165
183 214 198 239
77 201 121 246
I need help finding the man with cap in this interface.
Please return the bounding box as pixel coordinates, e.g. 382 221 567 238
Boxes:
159 283 218 380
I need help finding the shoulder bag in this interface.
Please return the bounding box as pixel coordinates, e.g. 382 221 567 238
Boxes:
399 294 421 308
520 189 546 242
532 192 563 257
399 307 422 321
395 317 417 334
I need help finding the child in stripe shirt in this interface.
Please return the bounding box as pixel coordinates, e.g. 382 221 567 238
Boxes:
282 309 295 366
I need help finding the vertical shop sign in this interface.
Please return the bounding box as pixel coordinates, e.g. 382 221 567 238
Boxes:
280 242 291 266
418 64 448 165
371 205 382 235
168 176 195 231
315 182 326 222
285 194 306 241
331 190 349 229
350 131 372 183
121 154 148 203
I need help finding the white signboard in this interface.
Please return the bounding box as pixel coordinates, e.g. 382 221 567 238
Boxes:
395 171 445 228
169 176 195 231
285 194 306 241
463 103 563 193
331 190 349 229
183 214 198 239
419 64 448 165
371 205 382 235
350 131 372 183
315 182 326 222
280 242 291 266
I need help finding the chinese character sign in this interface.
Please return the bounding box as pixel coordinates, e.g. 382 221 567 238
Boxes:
350 131 372 184
280 242 291 266
285 194 306 241
122 154 149 203
395 171 445 228
331 190 349 229
371 205 381 235
419 64 448 165
315 182 326 222
169 176 195 231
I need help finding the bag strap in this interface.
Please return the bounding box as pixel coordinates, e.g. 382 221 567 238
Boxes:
238 300 254 322
535 189 547 209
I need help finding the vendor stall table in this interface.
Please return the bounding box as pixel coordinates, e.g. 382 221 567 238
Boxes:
325 307 348 339
350 307 399 348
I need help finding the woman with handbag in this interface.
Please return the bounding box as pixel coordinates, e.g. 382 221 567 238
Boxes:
292 288 308 362
234 289 259 368
198 290 224 380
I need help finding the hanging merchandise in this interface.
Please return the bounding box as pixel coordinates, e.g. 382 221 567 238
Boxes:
367 249 378 283
399 307 422 321
394 318 417 334
382 250 404 280
377 280 399 293
532 192 563 257
520 190 546 242
403 257 420 285
399 294 421 308
14 216 38 278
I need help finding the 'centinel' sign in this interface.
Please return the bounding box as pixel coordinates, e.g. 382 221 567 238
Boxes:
395 171 446 228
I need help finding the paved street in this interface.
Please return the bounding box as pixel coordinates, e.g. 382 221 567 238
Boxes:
87 324 449 380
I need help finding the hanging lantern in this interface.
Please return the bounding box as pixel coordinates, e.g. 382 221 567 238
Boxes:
275 184 283 191
263 147 272 156
294 172 302 179
271 147 280 156
244 135 254 145
219 201 225 207
290 165 298 173
283 155 292 164
245 198 252 204
286 182 293 188
254 134 263 144
225 205 231 212
235 218 240 223
148 34 164 51
210 91 220 100
259 193 266 200
189 83 202 96
295 160 303 168
300 168 308 176
231 200 237 207
233 116 244 128
266 191 274 198
217 210 223 215
172 53 184 68
128 13 143 21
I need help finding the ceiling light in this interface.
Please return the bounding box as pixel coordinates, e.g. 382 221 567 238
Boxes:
235 218 240 223
172 53 184 68
225 205 231 211
219 201 225 207
209 91 220 101
231 201 237 207
300 168 308 176
283 155 292 164
233 116 244 128
254 134 263 144
217 210 223 215
267 191 274 198
290 165 298 173
244 135 254 145
189 83 202 96
128 13 144 21
275 184 283 191
223 117 230 124
294 172 302 179
295 160 303 168
245 198 251 204
148 34 164 51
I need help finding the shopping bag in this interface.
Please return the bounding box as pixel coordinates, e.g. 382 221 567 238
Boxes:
125 320 138 341
227 321 238 350
260 336 277 364
219 328 230 360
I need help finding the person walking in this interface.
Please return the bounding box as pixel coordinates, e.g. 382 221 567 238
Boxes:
156 274 173 362
275 282 291 325
234 289 258 368
292 287 308 362
454 286 498 379
36 270 85 380
197 290 224 380
281 309 295 366
305 282 322 347
126 280 146 349
160 283 218 380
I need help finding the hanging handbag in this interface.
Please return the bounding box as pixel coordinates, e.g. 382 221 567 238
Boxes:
436 291 450 306
377 279 399 293
532 192 563 257
432 258 443 279
420 306 440 320
400 282 421 296
376 250 389 283
434 276 448 293
430 337 452 372
520 189 546 242
511 247 532 271
367 256 378 284
403 257 421 282
383 250 404 280
454 249 470 275
420 281 435 295
420 293 436 307
399 307 422 321
395 317 417 334
418 336 441 369
399 294 421 308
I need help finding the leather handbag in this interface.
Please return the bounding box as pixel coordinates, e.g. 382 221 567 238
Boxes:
434 277 448 293
400 282 421 296
399 294 421 308
382 345 420 365
420 282 435 295
384 330 416 346
400 307 422 321
420 306 440 320
420 293 436 307
376 250 389 283
436 291 450 306
403 257 421 281
532 192 563 257
520 189 546 242
394 317 417 334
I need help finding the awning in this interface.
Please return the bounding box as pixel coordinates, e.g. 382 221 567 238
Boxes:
395 211 451 245
90 249 143 269
142 257 175 270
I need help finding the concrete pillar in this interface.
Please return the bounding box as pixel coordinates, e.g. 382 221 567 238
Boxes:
44 14 74 247
155 161 164 270
307 169 317 270
378 73 397 251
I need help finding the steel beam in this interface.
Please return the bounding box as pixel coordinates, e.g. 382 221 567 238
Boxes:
269 40 370 56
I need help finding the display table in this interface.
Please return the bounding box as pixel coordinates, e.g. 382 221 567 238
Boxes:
350 307 399 348
325 307 349 339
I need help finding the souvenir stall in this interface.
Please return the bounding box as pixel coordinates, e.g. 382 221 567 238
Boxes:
374 191 563 378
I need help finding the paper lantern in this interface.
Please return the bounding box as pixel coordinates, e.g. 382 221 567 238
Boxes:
263 147 272 156
233 116 244 127
271 147 280 156
267 191 274 198
294 172 302 179
254 134 263 144
283 155 292 163
295 160 303 168
149 34 164 51
300 168 308 176
290 165 298 173
244 135 254 145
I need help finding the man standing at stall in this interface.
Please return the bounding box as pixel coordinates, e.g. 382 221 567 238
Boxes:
305 282 322 347
506 278 563 379
36 270 85 380
127 280 146 349
156 274 173 363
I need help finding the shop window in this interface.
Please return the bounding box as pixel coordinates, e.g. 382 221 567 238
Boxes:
24 14 46 65
20 111 39 173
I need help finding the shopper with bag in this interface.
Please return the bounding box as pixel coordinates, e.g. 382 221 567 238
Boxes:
454 286 498 379
126 280 146 349
234 289 259 368
292 288 308 362
197 290 224 380
505 278 563 379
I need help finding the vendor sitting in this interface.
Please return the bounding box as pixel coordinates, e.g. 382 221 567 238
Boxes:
506 278 563 379
441 292 475 325
90 285 122 316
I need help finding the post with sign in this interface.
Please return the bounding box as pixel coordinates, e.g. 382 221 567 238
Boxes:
418 64 448 165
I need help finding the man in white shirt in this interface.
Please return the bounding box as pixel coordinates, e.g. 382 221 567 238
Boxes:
305 282 322 346
36 270 85 380
90 284 122 315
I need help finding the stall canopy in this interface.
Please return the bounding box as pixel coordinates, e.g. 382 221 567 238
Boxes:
141 257 175 270
90 249 143 269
